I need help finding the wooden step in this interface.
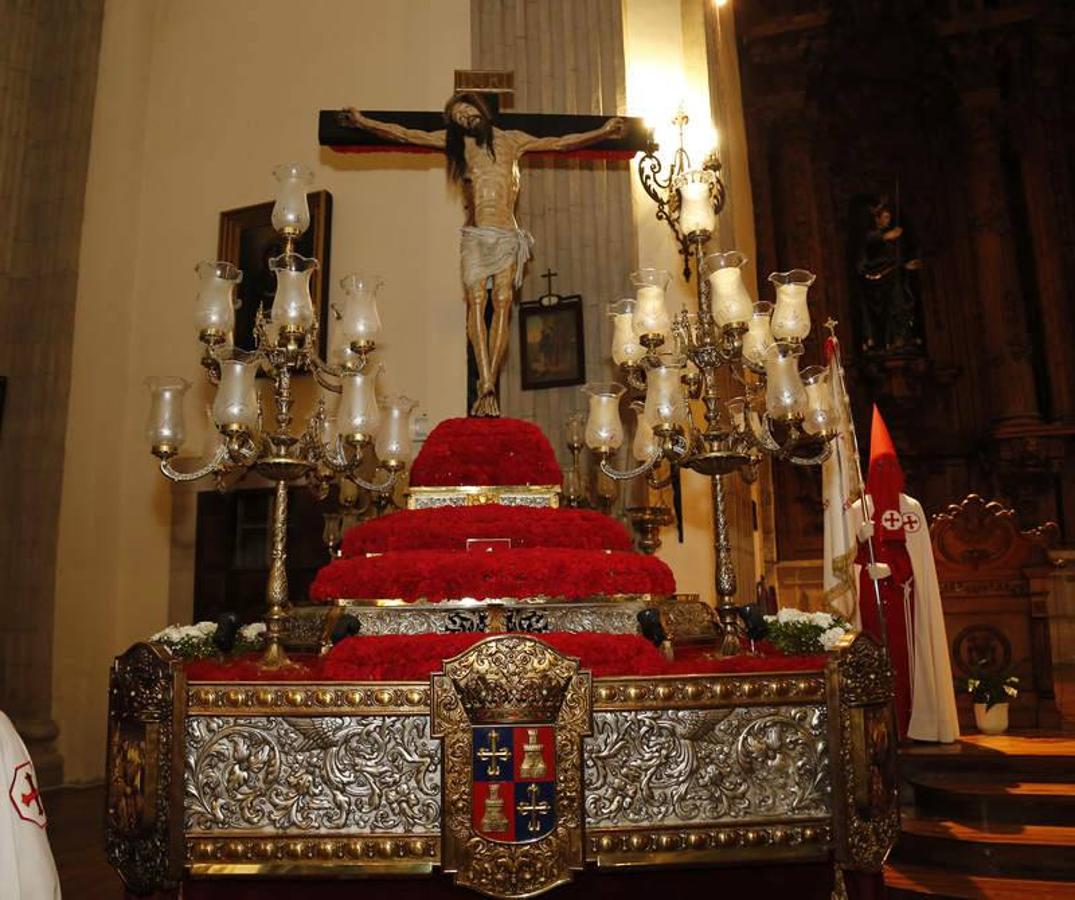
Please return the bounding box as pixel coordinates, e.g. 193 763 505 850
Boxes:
885 861 1075 899
910 774 1075 827
893 814 1075 879
900 734 1075 777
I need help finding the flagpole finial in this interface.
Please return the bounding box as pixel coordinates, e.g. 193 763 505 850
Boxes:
824 317 838 337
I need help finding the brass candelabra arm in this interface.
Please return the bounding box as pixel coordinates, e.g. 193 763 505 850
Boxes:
224 429 261 467
621 364 648 395
159 444 230 483
309 357 344 393
599 448 662 482
745 408 835 465
198 340 225 385
787 441 834 466
352 466 399 494
647 462 675 491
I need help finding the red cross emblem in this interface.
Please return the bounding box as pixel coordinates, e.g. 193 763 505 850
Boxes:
902 511 921 533
9 761 47 828
880 509 903 531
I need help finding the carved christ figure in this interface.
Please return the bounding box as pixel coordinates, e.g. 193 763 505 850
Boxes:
343 93 624 416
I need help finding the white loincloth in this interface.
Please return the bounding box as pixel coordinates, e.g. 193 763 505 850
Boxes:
460 226 534 291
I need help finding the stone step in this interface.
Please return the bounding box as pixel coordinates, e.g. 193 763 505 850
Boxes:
885 861 1075 899
910 774 1075 827
892 814 1075 880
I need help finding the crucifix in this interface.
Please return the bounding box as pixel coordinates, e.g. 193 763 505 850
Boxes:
319 83 649 417
475 728 511 778
517 782 551 833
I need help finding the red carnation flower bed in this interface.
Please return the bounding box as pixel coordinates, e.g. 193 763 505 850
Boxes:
182 634 828 683
341 505 633 556
409 417 562 487
309 547 675 603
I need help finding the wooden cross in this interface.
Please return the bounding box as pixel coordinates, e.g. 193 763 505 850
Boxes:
540 268 558 297
517 782 551 833
318 109 650 159
476 729 510 778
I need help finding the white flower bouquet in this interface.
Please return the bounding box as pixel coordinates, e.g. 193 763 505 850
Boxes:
763 608 852 655
149 620 266 659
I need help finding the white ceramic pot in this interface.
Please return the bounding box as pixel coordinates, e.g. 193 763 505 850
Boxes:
973 701 1009 735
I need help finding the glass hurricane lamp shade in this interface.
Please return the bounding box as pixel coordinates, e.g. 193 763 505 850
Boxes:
764 341 807 422
145 376 190 457
581 382 625 454
768 269 815 342
632 408 660 462
212 357 260 434
608 299 645 366
642 355 687 433
725 397 747 432
193 261 241 344
338 364 382 445
742 301 773 370
564 412 586 450
269 252 319 339
375 395 417 471
629 269 672 340
339 273 384 352
702 251 753 328
672 168 718 238
801 366 836 437
270 163 313 236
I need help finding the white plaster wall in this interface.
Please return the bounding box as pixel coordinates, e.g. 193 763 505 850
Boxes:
53 0 470 782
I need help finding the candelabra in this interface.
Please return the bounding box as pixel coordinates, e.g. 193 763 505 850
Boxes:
587 114 837 656
145 164 417 669
636 107 726 283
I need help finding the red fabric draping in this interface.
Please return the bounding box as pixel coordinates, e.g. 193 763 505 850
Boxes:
183 634 827 683
341 505 633 556
408 417 562 487
309 547 676 603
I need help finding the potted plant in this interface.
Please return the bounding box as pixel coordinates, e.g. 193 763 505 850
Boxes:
966 661 1019 735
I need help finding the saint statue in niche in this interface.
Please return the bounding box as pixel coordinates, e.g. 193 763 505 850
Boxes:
342 93 623 416
849 193 924 353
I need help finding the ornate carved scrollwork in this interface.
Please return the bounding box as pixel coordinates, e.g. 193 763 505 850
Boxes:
431 636 592 898
105 642 185 896
828 633 899 872
184 716 441 834
585 706 831 828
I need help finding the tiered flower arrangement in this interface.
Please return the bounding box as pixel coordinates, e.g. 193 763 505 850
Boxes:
408 417 562 487
763 608 851 655
310 547 675 603
181 632 833 683
341 505 633 555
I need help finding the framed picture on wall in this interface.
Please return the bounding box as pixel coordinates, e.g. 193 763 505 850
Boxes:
217 191 333 360
518 294 586 390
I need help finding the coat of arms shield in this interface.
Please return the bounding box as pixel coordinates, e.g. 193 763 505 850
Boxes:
432 636 591 898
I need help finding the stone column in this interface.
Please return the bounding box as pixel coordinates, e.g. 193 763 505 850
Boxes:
961 93 1041 428
0 0 105 786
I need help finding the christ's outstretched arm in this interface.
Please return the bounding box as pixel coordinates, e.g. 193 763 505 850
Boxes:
511 116 625 153
343 107 447 149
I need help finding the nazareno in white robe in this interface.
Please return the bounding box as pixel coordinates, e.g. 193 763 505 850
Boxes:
852 494 960 743
0 711 61 898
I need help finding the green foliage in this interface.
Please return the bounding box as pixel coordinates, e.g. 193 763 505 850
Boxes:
965 659 1019 710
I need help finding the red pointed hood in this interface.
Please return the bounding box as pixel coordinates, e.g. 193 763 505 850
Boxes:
866 405 905 544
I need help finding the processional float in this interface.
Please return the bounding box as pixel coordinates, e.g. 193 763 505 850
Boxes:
107 92 898 899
